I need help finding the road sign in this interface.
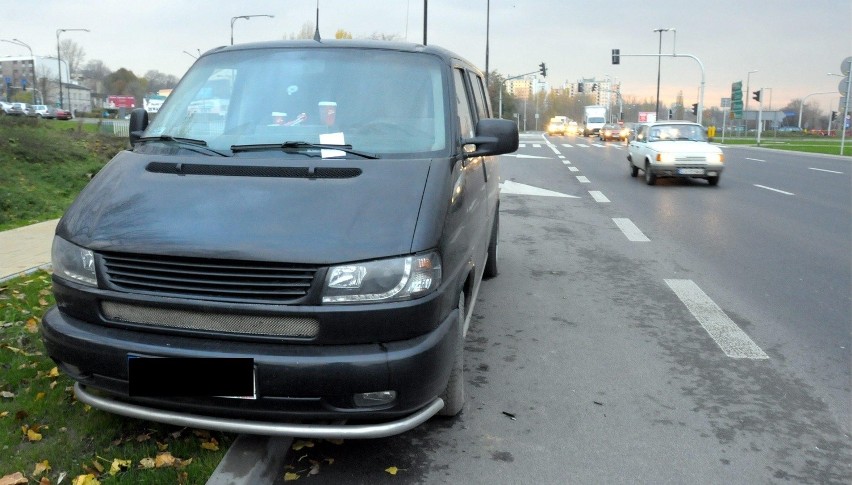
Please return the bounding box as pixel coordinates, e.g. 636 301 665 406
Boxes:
731 81 743 119
839 77 850 95
841 56 852 76
721 97 731 108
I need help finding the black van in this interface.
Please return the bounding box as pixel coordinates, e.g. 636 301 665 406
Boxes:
41 40 518 438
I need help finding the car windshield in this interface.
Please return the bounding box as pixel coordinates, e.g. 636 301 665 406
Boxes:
145 47 449 157
647 124 707 142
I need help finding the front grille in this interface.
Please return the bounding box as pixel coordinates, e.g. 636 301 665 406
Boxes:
101 301 319 337
674 156 707 163
101 252 318 303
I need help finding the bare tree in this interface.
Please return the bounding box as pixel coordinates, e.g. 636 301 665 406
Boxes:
144 70 179 93
287 22 315 40
59 39 86 79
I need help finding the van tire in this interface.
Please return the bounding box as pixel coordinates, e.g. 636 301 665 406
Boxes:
484 212 499 278
645 162 657 185
439 291 465 416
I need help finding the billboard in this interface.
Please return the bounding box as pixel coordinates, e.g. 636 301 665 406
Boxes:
107 95 136 109
638 111 657 123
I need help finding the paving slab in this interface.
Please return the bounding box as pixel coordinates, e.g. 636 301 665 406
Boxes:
0 219 59 282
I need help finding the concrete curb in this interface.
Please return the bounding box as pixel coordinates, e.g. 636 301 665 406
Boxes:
206 434 292 485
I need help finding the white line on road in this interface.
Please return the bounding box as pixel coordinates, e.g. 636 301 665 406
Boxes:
592 143 605 147
754 184 795 195
561 143 573 148
745 157 766 162
809 167 844 174
576 144 589 148
665 279 769 359
548 144 561 155
562 159 572 165
612 218 650 242
533 144 541 148
568 166 580 172
589 191 610 203
576 175 590 183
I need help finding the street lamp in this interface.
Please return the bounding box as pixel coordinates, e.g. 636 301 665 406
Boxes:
745 70 757 130
1 38 36 104
56 28 89 110
653 27 673 120
230 15 274 45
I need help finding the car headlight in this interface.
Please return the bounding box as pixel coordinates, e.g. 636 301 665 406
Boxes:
322 252 442 304
708 153 724 163
656 153 676 163
52 236 97 287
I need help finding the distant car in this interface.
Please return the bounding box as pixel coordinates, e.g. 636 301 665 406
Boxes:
53 108 73 120
599 123 622 141
0 101 13 114
8 102 28 116
546 120 566 136
619 122 634 141
28 104 50 117
777 126 802 133
566 120 579 135
627 121 724 186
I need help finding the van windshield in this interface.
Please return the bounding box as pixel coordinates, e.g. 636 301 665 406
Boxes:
146 47 449 157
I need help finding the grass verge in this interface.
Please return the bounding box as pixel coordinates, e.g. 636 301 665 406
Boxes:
1 271 234 484
718 137 852 156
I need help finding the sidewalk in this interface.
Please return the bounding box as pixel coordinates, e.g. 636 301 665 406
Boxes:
0 219 59 283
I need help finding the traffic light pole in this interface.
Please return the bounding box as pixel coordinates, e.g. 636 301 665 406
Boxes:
499 69 545 119
615 52 705 125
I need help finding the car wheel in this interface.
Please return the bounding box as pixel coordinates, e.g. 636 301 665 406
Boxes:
484 211 499 278
644 162 657 185
707 175 720 186
439 291 466 416
630 161 639 177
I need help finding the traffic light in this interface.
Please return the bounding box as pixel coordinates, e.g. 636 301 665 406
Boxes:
668 109 673 120
691 103 698 115
539 62 547 77
592 83 598 92
577 83 584 93
752 90 761 103
831 111 838 121
611 49 620 65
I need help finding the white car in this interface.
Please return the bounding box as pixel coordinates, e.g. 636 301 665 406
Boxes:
627 121 724 186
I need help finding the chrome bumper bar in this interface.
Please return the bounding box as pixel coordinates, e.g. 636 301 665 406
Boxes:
74 383 445 439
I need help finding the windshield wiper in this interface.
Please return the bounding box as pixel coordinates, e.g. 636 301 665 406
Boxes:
136 135 230 157
230 141 379 159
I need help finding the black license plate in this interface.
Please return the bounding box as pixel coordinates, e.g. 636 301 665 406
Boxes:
128 357 255 398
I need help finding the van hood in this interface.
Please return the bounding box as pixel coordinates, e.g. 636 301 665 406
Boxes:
57 151 435 264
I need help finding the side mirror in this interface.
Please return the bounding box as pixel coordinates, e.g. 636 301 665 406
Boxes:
129 108 149 145
463 119 519 158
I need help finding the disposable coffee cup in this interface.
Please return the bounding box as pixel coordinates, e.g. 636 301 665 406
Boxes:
318 101 337 126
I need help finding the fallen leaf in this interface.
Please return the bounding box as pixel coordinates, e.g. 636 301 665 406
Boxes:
39 477 51 485
156 441 169 451
291 440 315 451
1 391 15 399
0 411 8 418
138 458 155 469
25 318 39 333
48 367 60 378
27 428 43 442
0 472 28 485
283 472 300 481
325 438 344 445
154 452 176 468
71 474 100 485
135 432 152 442
108 459 131 476
90 460 104 474
200 439 219 451
33 460 51 476
385 466 400 475
36 392 46 401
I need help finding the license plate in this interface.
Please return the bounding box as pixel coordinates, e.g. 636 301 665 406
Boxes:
128 356 256 399
678 168 705 175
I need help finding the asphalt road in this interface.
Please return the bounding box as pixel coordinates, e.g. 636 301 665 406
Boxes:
267 134 851 484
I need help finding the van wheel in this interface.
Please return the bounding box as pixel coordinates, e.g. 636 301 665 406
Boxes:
644 162 657 185
630 161 639 177
484 212 499 279
439 291 465 416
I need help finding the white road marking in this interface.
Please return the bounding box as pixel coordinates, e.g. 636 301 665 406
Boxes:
562 159 572 165
665 279 769 359
809 167 844 174
745 157 766 162
576 144 589 148
613 218 650 242
589 191 610 203
533 144 542 148
561 144 573 148
499 180 580 198
548 144 561 155
754 184 795 196
576 175 590 183
568 166 580 172
592 143 605 147
503 154 550 159
519 144 526 148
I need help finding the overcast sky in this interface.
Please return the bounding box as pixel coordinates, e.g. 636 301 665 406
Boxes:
3 0 849 112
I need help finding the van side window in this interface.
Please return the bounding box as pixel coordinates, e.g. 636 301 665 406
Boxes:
466 71 489 120
453 69 475 138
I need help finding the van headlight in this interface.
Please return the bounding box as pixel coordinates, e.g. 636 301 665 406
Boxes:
709 152 724 163
52 236 97 287
322 252 441 304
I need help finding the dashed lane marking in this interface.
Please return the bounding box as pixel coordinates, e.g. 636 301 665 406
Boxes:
612 218 650 242
754 184 794 196
665 279 769 359
809 167 844 174
589 191 610 203
576 175 590 183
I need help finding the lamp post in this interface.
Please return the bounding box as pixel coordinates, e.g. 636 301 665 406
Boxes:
745 69 757 131
230 15 274 45
653 27 673 120
1 39 37 104
56 28 89 110
828 72 851 154
798 91 833 129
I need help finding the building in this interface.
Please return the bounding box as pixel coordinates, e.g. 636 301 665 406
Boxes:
0 55 91 112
